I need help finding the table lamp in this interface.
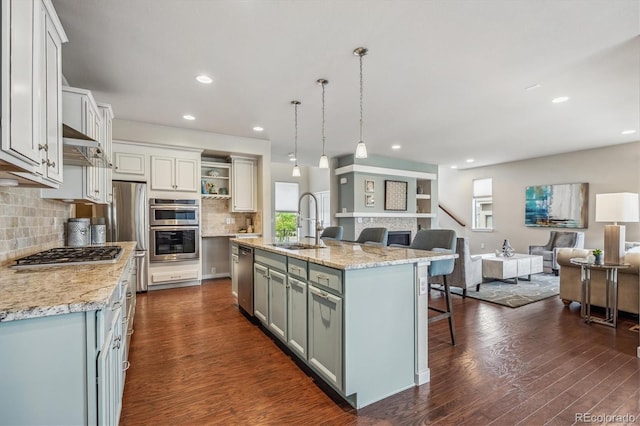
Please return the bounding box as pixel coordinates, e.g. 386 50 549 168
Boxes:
595 192 639 264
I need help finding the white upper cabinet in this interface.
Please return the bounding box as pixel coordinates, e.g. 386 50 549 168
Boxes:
97 103 114 204
150 155 198 193
0 0 67 187
230 156 257 212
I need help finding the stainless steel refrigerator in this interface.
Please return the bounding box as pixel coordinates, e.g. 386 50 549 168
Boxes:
97 181 148 292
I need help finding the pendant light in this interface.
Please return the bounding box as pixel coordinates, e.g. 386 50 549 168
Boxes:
317 78 329 169
354 47 368 158
291 100 301 177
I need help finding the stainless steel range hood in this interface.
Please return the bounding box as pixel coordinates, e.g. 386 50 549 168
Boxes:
62 124 110 167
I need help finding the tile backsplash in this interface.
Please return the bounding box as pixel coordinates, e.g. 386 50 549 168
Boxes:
201 198 261 236
0 187 72 266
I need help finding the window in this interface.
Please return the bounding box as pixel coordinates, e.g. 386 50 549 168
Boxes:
472 178 493 230
275 182 299 241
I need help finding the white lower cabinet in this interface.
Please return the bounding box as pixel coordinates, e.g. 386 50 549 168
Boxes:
97 296 124 426
308 284 343 391
287 276 308 359
231 252 239 297
267 269 287 342
253 263 269 325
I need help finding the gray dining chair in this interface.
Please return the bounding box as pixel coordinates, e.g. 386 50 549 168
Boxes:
320 226 343 241
355 227 388 246
409 229 457 345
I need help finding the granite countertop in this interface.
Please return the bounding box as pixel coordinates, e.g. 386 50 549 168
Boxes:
0 241 136 323
229 237 457 270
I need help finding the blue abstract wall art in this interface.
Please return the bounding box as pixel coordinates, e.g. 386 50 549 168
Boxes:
525 183 589 228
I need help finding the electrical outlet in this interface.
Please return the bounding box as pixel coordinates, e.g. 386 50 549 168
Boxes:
357 217 363 223
481 243 485 249
419 277 427 295
210 267 216 274
340 177 347 184
370 217 374 222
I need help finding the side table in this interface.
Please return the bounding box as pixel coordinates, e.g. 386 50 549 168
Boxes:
569 258 629 328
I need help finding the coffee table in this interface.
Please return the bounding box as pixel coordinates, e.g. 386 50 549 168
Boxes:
481 253 544 285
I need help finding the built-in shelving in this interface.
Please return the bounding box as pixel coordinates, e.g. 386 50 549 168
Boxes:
201 161 231 198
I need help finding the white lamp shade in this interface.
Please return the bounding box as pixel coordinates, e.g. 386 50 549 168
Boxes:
292 164 301 177
595 192 639 223
355 141 368 158
318 155 329 169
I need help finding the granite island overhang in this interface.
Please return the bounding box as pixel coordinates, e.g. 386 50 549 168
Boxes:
230 237 457 409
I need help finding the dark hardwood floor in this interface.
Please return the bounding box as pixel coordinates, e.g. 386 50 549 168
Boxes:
120 278 639 425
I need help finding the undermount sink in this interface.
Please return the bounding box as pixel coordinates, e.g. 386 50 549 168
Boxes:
269 243 326 250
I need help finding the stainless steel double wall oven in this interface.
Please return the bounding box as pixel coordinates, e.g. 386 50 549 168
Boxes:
149 199 199 262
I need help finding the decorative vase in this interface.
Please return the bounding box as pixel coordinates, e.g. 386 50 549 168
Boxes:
502 239 514 257
594 253 603 265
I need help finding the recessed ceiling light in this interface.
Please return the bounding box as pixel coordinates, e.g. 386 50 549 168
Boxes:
196 75 213 84
466 158 475 163
183 114 195 120
450 165 458 169
287 152 296 162
551 96 569 103
253 126 264 132
525 84 541 91
289 157 296 162
391 144 401 150
621 129 636 135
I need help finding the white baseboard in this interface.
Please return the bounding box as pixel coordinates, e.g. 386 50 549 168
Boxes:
202 272 231 280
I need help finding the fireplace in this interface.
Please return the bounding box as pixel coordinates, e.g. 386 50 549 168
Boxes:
387 230 411 246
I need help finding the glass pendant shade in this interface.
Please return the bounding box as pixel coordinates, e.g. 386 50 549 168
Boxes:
354 47 368 159
292 164 301 177
318 155 329 169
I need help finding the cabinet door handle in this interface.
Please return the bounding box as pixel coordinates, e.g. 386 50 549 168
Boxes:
123 361 131 371
127 329 134 336
316 290 331 300
111 301 121 311
49 161 55 168
316 274 330 284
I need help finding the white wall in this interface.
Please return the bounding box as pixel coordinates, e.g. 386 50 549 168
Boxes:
113 119 273 239
438 141 640 254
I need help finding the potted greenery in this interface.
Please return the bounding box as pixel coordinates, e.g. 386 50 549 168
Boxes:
592 249 603 265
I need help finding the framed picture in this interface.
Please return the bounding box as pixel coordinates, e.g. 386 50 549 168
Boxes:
384 180 408 211
525 182 589 228
365 179 375 193
365 194 375 207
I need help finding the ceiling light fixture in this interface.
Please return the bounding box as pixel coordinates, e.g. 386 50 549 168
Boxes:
291 100 301 177
525 84 541 91
183 114 195 120
317 78 329 169
621 129 636 135
253 126 264 132
466 158 475 163
391 144 401 150
196 75 213 84
354 47 368 158
450 165 458 169
551 96 569 103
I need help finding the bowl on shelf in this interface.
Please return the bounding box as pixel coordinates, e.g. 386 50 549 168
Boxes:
218 187 228 195
207 169 220 177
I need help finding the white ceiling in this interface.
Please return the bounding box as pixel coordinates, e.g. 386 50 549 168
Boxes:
52 0 640 169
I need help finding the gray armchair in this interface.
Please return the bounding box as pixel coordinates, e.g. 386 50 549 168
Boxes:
529 231 585 275
430 237 486 297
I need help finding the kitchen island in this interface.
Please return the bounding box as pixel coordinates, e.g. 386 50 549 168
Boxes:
0 241 136 425
230 237 457 409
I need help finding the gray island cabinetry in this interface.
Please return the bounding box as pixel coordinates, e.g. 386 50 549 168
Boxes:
0 242 136 425
233 237 456 409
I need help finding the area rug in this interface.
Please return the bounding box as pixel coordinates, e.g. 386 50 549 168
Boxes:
445 273 560 308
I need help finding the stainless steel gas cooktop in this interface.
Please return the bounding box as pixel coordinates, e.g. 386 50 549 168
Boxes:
13 246 123 269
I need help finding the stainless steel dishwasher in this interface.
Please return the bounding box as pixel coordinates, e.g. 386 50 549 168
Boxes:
237 245 254 316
